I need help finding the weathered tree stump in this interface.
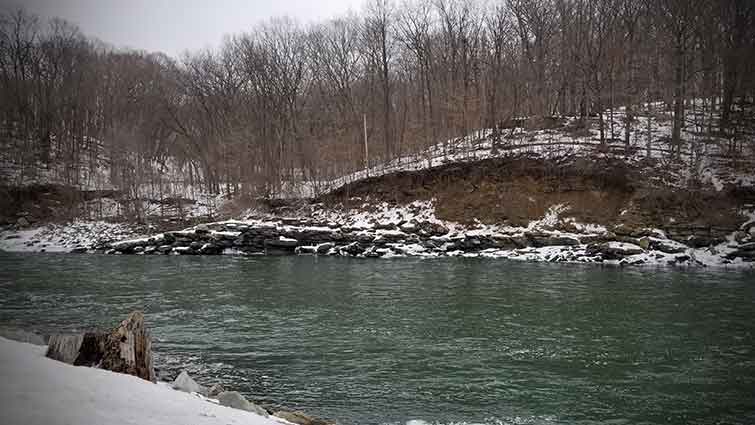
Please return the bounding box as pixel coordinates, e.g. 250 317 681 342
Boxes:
45 310 155 382
100 310 155 382
46 334 85 364
73 332 107 366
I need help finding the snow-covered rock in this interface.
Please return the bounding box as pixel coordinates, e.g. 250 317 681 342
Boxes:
587 242 645 259
171 370 205 394
217 391 269 417
207 383 225 397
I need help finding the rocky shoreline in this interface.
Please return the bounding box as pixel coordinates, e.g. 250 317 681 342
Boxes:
97 202 755 267
2 201 754 267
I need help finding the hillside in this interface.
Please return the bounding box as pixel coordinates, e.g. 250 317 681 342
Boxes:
3 101 754 267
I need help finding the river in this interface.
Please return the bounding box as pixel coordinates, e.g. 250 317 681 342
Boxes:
0 253 753 424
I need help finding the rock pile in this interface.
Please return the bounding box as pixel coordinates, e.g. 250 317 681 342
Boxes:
101 214 754 265
169 369 333 425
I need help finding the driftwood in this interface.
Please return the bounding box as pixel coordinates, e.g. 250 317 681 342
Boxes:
45 310 155 382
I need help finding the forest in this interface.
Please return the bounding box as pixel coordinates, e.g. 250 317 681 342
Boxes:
1 0 754 204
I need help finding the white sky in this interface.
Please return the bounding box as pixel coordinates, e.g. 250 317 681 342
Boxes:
1 0 362 57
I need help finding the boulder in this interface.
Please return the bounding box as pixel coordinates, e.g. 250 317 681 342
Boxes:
316 242 334 254
733 231 749 243
651 239 687 254
488 234 519 249
417 221 449 237
281 217 303 226
265 237 298 248
528 233 580 247
296 246 317 255
274 410 334 425
339 242 363 256
586 242 644 260
16 217 29 228
683 234 724 248
727 250 755 260
726 243 755 260
217 391 269 417
199 243 221 254
172 371 205 394
207 383 226 397
399 221 418 233
374 221 396 230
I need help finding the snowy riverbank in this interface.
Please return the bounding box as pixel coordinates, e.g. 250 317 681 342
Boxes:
106 200 755 267
0 336 286 425
0 220 146 253
2 200 754 268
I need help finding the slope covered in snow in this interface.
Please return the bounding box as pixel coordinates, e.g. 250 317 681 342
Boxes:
316 100 755 197
0 336 283 425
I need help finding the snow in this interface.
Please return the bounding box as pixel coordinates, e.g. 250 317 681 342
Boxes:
527 204 569 230
0 221 143 253
0 337 285 425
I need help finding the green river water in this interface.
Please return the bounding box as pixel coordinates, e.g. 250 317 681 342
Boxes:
0 253 754 424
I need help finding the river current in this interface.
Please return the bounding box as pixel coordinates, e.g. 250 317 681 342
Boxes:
1 253 753 424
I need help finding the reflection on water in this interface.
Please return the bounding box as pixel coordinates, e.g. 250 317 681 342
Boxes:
1 253 754 424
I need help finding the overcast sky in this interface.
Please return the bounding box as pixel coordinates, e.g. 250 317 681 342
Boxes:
1 0 361 57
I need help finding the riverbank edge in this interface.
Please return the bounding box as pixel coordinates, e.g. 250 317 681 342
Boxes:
2 201 753 268
0 335 295 425
1 321 334 425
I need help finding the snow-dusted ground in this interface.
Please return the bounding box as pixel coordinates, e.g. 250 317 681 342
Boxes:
310 100 755 197
0 221 145 253
0 336 285 425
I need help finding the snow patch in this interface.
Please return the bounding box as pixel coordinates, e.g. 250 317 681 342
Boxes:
0 336 283 425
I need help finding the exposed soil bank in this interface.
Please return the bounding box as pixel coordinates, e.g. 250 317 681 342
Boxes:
319 155 751 244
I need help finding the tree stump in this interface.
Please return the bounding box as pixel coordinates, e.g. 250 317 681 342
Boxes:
100 310 156 382
73 332 107 367
45 311 155 383
46 334 85 364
